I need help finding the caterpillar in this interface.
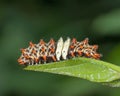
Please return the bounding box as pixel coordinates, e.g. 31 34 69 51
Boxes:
18 37 102 65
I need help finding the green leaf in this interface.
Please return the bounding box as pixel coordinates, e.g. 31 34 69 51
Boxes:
103 80 120 87
24 57 120 87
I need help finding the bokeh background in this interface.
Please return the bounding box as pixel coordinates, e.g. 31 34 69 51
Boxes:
0 0 120 96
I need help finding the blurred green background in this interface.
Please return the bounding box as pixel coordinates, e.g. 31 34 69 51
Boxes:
0 0 120 96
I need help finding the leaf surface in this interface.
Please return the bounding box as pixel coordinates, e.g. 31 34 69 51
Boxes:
24 57 120 86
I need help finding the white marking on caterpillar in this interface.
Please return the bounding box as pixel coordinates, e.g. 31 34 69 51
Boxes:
55 37 64 61
62 37 71 60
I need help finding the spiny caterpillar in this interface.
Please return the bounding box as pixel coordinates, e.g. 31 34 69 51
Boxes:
18 37 102 65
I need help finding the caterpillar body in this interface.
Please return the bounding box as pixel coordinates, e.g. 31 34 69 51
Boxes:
18 37 102 65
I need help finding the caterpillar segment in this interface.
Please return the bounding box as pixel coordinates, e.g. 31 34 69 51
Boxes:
62 37 71 60
55 37 64 61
